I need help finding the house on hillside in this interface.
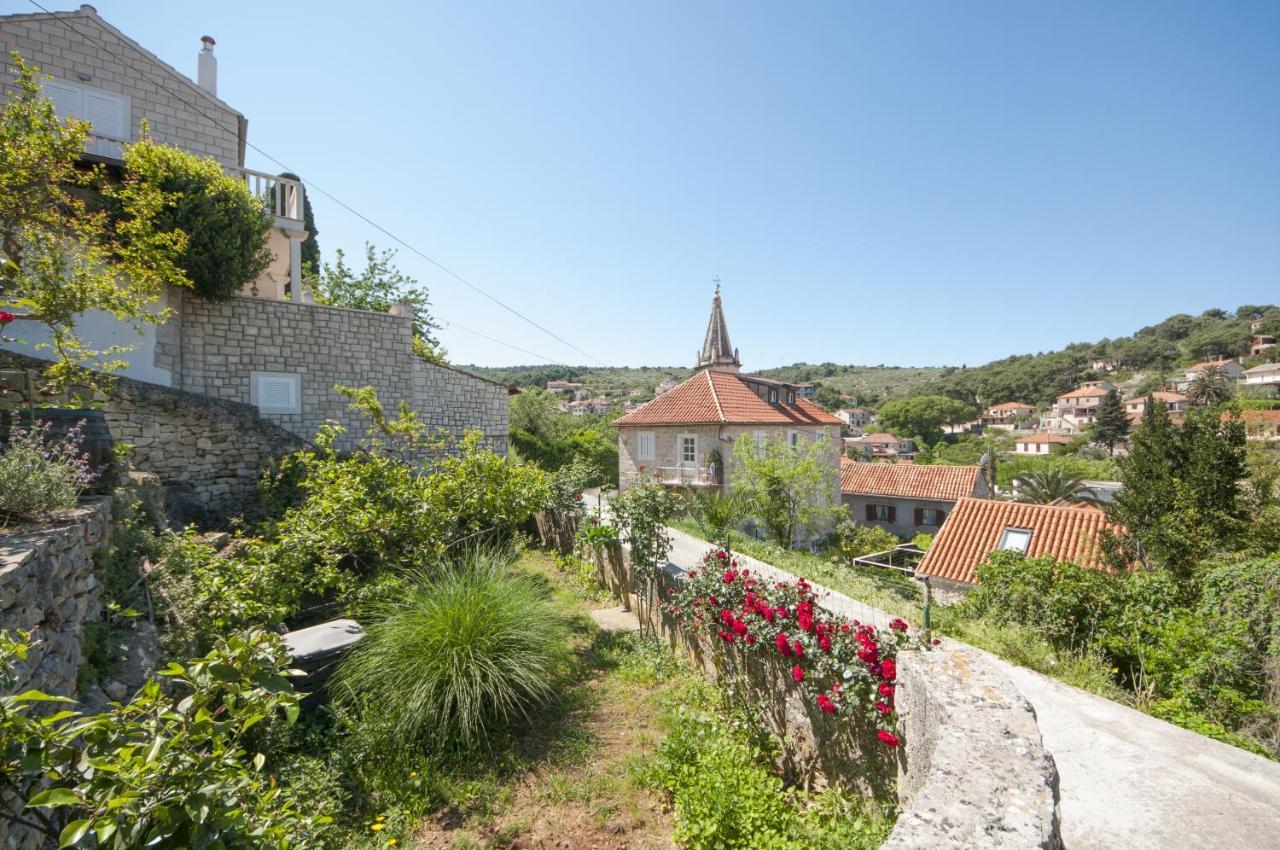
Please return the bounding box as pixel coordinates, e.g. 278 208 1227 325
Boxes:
0 6 508 456
982 402 1036 430
1014 434 1074 455
840 458 989 538
655 377 680 396
1175 358 1246 392
1124 391 1190 427
1223 410 1280 442
847 433 917 460
1242 363 1280 389
546 380 585 393
614 287 842 493
1046 381 1113 434
835 407 872 428
916 499 1123 598
1250 335 1276 357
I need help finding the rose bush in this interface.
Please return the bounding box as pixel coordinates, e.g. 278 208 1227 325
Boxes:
664 549 914 747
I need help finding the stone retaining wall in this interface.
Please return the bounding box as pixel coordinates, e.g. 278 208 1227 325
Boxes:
566 525 1062 848
0 500 112 697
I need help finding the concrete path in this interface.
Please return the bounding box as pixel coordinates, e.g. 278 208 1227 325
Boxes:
659 525 1280 850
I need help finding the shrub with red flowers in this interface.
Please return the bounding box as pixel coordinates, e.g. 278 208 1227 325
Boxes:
663 548 915 748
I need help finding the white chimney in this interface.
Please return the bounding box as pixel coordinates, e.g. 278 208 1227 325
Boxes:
197 35 217 96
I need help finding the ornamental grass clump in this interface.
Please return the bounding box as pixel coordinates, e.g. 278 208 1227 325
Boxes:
332 546 569 758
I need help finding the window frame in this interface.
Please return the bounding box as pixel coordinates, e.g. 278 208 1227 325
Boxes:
678 433 698 465
635 431 656 462
250 371 302 414
998 526 1034 554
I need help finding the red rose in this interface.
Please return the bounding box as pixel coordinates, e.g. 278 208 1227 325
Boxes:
876 729 900 748
880 658 897 681
720 609 733 625
792 639 804 658
889 618 909 632
745 634 757 645
875 701 892 715
840 624 851 633
718 629 735 643
776 633 792 656
878 682 894 698
731 619 748 637
797 612 815 633
0 311 14 325
818 634 832 652
723 569 738 583
817 694 836 714
791 665 805 683
857 645 878 664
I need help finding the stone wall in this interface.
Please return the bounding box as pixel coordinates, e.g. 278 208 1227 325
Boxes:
1 349 306 524
0 499 111 697
0 7 243 168
178 294 510 454
569 525 1062 848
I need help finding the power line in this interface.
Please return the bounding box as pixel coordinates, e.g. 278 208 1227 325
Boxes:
24 0 606 366
443 319 561 364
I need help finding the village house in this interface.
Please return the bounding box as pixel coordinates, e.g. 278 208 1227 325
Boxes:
1124 391 1190 426
840 458 989 538
1014 433 1074 455
1241 362 1280 390
614 288 842 492
1175 358 1246 392
915 499 1122 598
0 6 509 454
1047 381 1113 433
835 407 872 429
847 432 917 460
546 380 585 393
1250 334 1277 357
654 376 680 396
1224 410 1280 442
981 401 1036 430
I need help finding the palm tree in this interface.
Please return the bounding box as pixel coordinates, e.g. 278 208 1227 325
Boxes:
1011 470 1098 505
686 489 745 553
1186 364 1235 407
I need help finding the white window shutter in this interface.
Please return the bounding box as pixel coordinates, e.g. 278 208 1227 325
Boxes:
42 79 83 120
83 89 127 139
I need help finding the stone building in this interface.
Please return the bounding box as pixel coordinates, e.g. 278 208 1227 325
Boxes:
614 287 842 494
0 5 509 455
839 458 989 539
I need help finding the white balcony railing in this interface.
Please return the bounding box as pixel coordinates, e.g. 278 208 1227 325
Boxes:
85 132 127 161
234 167 304 226
655 464 718 487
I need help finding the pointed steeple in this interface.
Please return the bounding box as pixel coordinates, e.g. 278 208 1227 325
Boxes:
696 279 741 373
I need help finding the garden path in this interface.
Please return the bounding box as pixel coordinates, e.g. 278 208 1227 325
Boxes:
660 525 1280 850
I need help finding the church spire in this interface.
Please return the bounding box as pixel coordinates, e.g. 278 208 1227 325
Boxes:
696 278 741 373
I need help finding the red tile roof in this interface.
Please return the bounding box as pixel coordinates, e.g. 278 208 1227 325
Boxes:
991 402 1035 411
1189 358 1237 372
1056 387 1109 400
917 498 1123 585
861 432 904 444
1016 434 1073 444
613 370 842 427
840 458 982 501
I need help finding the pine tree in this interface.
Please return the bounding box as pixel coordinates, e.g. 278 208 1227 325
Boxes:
1092 388 1129 455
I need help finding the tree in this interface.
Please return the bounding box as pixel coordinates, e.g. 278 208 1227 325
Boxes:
876 395 975 446
308 243 442 350
731 433 841 547
0 54 186 391
687 489 745 553
278 171 319 271
810 383 844 412
1092 388 1129 455
119 135 272 303
1011 469 1097 505
1186 364 1235 407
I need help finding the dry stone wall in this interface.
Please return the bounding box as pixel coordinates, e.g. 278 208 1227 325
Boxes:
0 499 111 698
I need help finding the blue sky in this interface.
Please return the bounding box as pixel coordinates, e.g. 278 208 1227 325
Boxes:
54 1 1280 368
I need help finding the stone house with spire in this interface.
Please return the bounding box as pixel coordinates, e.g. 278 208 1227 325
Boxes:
614 287 842 493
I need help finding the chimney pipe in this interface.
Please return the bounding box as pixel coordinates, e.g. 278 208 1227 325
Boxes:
197 35 217 96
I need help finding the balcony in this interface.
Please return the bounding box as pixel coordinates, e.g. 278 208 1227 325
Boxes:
655 464 719 487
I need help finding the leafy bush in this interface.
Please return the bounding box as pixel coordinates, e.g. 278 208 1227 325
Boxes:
332 547 569 765
0 630 330 848
118 138 271 302
831 520 900 565
0 421 92 522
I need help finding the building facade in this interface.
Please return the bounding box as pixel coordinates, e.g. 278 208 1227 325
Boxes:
840 459 989 539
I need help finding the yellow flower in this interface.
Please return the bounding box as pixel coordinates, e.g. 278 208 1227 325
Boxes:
409 771 417 777
371 823 385 832
387 841 398 847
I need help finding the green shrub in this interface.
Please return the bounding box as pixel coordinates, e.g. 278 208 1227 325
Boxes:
0 422 93 522
831 520 900 565
332 547 569 765
119 138 271 302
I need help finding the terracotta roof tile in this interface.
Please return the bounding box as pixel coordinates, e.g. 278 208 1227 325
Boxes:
1189 358 1237 372
990 402 1035 411
1016 434 1074 444
840 459 982 501
613 371 842 427
917 498 1123 585
1056 387 1109 400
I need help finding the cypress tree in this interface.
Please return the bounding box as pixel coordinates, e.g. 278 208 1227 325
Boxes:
1093 388 1129 455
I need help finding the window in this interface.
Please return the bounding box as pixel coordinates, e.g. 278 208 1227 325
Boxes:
42 79 129 140
753 431 767 457
866 503 896 523
788 430 800 448
998 527 1033 554
680 435 697 464
915 508 947 527
787 391 796 405
768 389 779 404
250 371 301 414
635 431 655 461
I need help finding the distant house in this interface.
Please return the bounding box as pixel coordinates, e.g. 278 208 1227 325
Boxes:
835 407 872 428
1049 381 1113 433
569 397 611 416
849 432 917 460
982 402 1035 430
1242 363 1280 389
1250 335 1277 357
615 288 842 492
654 377 680 396
1125 391 1189 416
546 380 585 393
840 459 989 538
1014 434 1074 455
1223 410 1280 442
1175 358 1246 392
916 498 1123 595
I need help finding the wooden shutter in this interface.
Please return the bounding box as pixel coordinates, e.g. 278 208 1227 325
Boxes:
887 506 897 523
864 504 875 522
913 508 924 526
935 510 947 526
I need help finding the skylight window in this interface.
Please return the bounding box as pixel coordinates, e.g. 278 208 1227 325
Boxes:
998 527 1033 554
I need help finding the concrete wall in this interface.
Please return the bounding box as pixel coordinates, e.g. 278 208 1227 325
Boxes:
0 8 243 168
0 499 111 697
